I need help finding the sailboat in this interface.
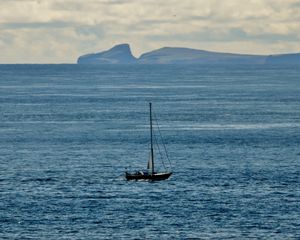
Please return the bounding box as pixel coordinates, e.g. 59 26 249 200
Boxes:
125 103 172 181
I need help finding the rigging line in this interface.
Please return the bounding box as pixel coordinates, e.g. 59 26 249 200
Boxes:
153 111 173 170
153 126 167 170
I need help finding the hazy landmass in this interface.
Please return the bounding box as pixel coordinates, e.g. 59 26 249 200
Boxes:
77 44 137 64
77 43 300 64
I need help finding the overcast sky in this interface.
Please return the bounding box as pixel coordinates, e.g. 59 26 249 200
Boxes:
1 0 300 63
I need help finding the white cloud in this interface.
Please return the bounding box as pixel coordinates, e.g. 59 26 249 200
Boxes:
0 0 299 63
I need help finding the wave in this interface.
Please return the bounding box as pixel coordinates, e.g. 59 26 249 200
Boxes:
160 123 300 131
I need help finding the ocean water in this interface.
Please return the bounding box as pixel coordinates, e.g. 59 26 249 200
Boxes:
0 64 299 239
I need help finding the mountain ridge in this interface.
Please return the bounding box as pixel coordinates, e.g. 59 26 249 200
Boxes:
77 43 137 64
77 44 300 64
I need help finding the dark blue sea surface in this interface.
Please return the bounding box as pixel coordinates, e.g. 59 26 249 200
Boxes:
0 64 299 239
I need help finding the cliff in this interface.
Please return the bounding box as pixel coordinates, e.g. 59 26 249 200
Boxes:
77 43 137 64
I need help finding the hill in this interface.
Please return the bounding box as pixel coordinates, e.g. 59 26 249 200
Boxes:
77 44 300 65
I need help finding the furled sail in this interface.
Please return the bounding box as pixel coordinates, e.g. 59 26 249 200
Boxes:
147 152 153 172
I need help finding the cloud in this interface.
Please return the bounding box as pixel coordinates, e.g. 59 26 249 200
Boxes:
0 21 75 29
0 0 300 63
145 27 300 44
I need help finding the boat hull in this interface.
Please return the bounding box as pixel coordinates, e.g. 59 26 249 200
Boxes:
125 172 172 181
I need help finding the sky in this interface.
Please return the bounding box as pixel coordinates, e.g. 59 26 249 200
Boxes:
1 0 300 63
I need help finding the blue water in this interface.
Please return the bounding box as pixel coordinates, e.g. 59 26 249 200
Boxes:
0 64 299 239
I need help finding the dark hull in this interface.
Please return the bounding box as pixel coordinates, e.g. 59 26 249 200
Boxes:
125 172 172 181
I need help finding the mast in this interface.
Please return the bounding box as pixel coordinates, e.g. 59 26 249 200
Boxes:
150 102 154 175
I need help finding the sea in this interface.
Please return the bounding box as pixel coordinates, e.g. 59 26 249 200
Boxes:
0 64 299 239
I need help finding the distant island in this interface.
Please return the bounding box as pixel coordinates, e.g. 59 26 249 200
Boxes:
77 43 300 65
